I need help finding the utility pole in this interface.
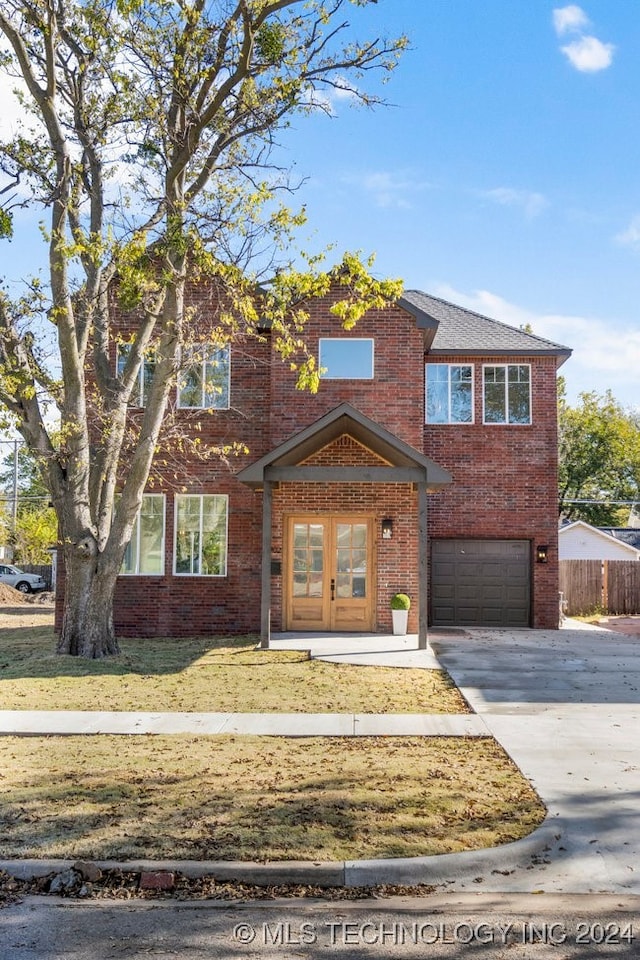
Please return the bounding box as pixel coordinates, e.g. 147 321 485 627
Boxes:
11 439 18 532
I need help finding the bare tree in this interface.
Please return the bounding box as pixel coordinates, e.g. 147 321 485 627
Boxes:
0 0 405 657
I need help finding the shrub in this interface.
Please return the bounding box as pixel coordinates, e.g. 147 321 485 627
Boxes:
390 592 411 611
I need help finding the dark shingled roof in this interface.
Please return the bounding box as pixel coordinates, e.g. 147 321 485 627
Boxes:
399 290 572 365
600 528 640 551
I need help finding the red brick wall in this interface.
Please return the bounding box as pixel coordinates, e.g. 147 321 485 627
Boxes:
424 355 560 628
269 289 426 450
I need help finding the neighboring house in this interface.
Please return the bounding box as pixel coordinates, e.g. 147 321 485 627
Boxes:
600 528 640 553
56 287 571 642
559 520 640 561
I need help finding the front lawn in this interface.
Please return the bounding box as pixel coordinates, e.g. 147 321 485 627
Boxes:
0 611 468 714
0 735 544 861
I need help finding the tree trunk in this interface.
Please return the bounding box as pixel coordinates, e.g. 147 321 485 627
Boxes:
56 538 120 658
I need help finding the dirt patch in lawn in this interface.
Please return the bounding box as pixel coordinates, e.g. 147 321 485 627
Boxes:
0 608 468 714
594 616 640 637
0 735 544 862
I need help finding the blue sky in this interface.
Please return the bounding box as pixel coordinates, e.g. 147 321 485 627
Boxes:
271 0 640 412
1 1 638 412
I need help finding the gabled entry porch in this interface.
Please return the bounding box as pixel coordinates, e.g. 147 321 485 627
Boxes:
237 403 451 649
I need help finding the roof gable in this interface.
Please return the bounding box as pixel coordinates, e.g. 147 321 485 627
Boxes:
599 528 640 552
559 520 640 558
236 402 452 490
399 290 572 365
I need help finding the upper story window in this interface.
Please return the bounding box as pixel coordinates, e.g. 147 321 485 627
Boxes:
483 364 531 424
121 494 165 575
174 493 228 576
116 344 155 407
425 364 473 424
178 345 230 409
319 338 374 379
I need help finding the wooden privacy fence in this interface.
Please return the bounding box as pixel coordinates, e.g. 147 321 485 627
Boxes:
560 560 640 616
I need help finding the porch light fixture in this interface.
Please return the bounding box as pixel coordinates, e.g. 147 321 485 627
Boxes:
536 544 549 564
381 518 393 540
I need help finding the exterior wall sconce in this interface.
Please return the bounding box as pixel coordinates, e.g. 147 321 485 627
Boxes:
381 518 393 540
536 544 549 564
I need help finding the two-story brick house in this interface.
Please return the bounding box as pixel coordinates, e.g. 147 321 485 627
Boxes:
68 286 570 644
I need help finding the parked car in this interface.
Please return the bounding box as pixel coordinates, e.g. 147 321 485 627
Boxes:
0 564 47 594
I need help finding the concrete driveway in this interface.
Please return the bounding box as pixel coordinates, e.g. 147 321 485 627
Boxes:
429 621 640 893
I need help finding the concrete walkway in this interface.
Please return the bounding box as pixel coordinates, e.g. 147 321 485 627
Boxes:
2 622 640 894
0 707 485 737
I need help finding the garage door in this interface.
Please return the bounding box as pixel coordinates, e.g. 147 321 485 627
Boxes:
431 539 531 627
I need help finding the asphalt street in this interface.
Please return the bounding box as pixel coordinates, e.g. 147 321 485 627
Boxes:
2 893 640 959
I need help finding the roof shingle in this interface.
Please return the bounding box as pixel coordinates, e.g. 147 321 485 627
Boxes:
400 290 572 363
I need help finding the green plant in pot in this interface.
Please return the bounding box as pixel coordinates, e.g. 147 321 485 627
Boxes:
390 593 410 635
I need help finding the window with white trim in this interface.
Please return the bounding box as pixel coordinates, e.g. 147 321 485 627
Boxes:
174 494 228 576
121 494 165 575
483 364 531 424
425 364 473 423
319 338 374 379
178 346 230 409
116 344 156 407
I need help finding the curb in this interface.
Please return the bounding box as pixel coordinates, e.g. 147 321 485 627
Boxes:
0 814 561 889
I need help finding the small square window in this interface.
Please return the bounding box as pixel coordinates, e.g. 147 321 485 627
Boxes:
116 344 156 407
121 494 165 575
178 346 230 409
483 364 531 424
174 494 228 576
426 364 473 423
319 339 374 379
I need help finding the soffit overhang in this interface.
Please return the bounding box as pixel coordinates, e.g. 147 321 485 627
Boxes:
397 295 439 350
236 402 452 491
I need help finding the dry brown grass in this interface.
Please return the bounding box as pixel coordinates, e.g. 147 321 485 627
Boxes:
0 735 545 862
0 609 468 714
0 608 546 864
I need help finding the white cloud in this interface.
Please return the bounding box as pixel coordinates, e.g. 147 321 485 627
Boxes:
482 187 548 220
304 77 361 115
552 6 615 72
615 215 640 252
346 170 432 210
432 284 640 410
560 35 615 72
553 5 590 36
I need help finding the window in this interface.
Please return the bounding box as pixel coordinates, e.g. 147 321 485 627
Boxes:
178 346 230 409
483 365 531 424
174 494 228 575
121 494 165 575
426 364 473 423
319 338 374 379
116 344 155 407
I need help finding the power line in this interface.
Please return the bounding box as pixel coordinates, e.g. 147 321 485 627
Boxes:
561 499 639 505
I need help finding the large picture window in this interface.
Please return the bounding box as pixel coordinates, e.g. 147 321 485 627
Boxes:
178 346 230 409
425 364 473 423
121 494 165 575
174 494 228 576
319 338 374 379
483 364 531 424
116 344 156 407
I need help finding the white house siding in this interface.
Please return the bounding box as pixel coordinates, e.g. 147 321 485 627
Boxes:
559 522 640 561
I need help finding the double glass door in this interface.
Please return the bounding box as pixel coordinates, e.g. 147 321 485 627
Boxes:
286 515 374 631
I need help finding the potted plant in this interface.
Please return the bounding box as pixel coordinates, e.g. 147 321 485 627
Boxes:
390 592 411 635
